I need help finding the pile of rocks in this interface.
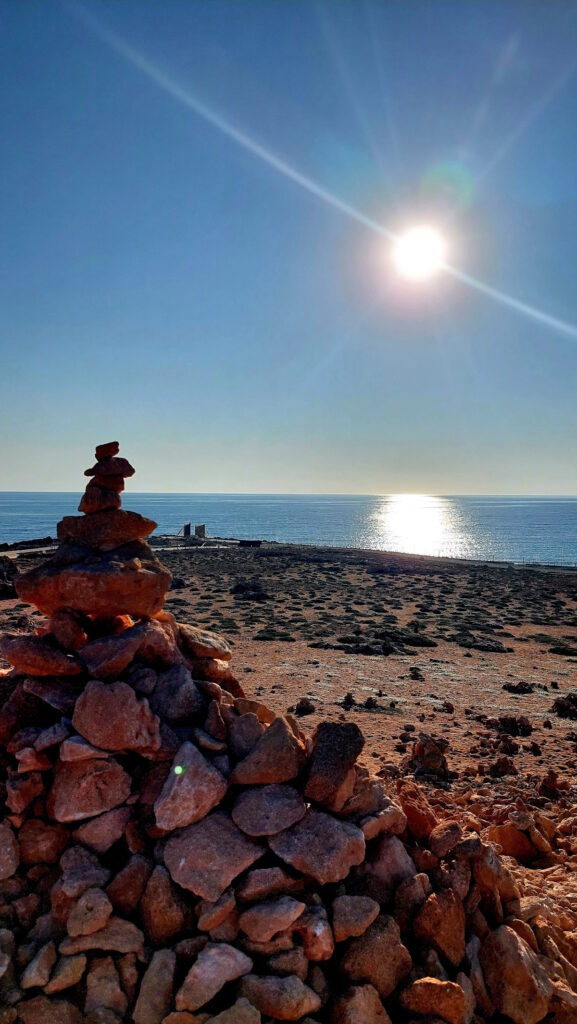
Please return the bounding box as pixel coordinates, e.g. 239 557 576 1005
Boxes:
1 445 576 1024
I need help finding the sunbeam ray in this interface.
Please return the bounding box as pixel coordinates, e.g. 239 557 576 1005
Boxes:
66 3 577 343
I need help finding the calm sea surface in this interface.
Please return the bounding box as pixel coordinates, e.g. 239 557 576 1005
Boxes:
1 493 577 566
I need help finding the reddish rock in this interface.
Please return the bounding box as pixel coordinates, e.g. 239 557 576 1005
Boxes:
228 713 265 760
47 758 132 822
59 917 144 956
84 955 128 1016
59 736 109 761
16 555 172 618
340 916 412 999
240 974 322 1020
164 811 264 902
78 628 144 678
141 866 192 946
0 634 82 676
15 746 53 771
178 624 232 662
67 887 113 937
360 802 407 840
106 855 152 915
239 896 305 943
480 925 553 1024
396 779 438 840
399 976 475 1024
21 940 57 989
269 808 365 885
16 997 82 1024
18 820 68 865
429 820 463 858
267 947 309 981
332 895 380 942
236 866 304 903
72 680 160 754
73 807 131 853
175 943 253 1012
149 664 204 721
6 772 44 813
0 823 19 881
22 676 83 715
133 949 176 1024
33 721 70 751
393 872 431 933
154 742 227 831
78 486 122 514
49 611 88 652
332 984 392 1024
413 889 466 968
138 619 179 667
89 473 125 492
304 721 364 807
486 822 536 861
197 889 236 931
293 905 334 961
202 999 260 1023
44 955 87 994
95 442 120 459
58 509 156 550
362 835 416 896
232 784 306 837
84 456 135 478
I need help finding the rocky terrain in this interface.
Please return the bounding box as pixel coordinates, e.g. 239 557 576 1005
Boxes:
0 446 576 1023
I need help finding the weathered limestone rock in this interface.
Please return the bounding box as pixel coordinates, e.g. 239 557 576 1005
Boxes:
78 628 145 679
361 835 416 896
73 807 132 854
304 721 364 807
232 785 306 837
149 664 204 722
48 759 131 822
0 823 19 881
58 508 156 549
332 984 392 1024
21 941 57 989
67 888 113 937
44 956 87 994
59 917 144 956
0 635 82 676
399 976 475 1024
164 811 264 901
106 855 152 916
332 895 380 942
340 916 412 999
72 680 161 754
230 717 306 785
396 779 438 840
16 556 172 618
240 974 322 1021
175 943 253 1012
479 925 553 1024
293 906 334 961
179 624 232 662
413 889 466 968
133 949 176 1024
236 867 304 903
429 820 463 858
154 743 227 831
239 897 306 943
141 866 191 946
84 955 128 1016
269 809 365 885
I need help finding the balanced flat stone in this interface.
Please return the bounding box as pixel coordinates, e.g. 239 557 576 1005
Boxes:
47 759 131 822
58 509 157 550
232 784 306 837
269 808 365 885
78 486 122 514
72 681 161 755
95 441 120 460
16 556 171 617
154 742 228 831
84 456 135 478
164 810 264 901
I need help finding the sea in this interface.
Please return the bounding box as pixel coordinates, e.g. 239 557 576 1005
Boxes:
1 493 577 567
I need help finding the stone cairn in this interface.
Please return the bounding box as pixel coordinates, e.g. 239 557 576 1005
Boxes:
0 445 576 1024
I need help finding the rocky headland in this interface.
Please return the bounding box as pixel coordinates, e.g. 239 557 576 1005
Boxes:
0 445 576 1023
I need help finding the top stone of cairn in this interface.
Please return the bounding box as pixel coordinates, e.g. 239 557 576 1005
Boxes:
95 440 120 460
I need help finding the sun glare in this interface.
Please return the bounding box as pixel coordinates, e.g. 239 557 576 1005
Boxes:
392 226 447 280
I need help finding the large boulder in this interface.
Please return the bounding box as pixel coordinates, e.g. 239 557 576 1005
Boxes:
72 681 161 755
164 811 264 901
479 925 553 1024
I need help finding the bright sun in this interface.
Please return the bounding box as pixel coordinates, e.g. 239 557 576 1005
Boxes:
392 225 447 281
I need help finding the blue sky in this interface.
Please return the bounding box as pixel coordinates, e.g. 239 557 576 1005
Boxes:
1 0 577 493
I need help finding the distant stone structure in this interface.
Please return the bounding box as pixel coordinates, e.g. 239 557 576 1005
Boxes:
0 444 574 1022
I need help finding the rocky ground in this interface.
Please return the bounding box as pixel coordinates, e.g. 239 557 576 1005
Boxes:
2 539 577 1022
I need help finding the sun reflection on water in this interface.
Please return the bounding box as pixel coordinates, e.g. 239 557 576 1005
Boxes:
372 494 474 558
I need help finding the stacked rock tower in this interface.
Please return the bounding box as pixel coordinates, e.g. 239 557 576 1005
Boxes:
0 445 576 1024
